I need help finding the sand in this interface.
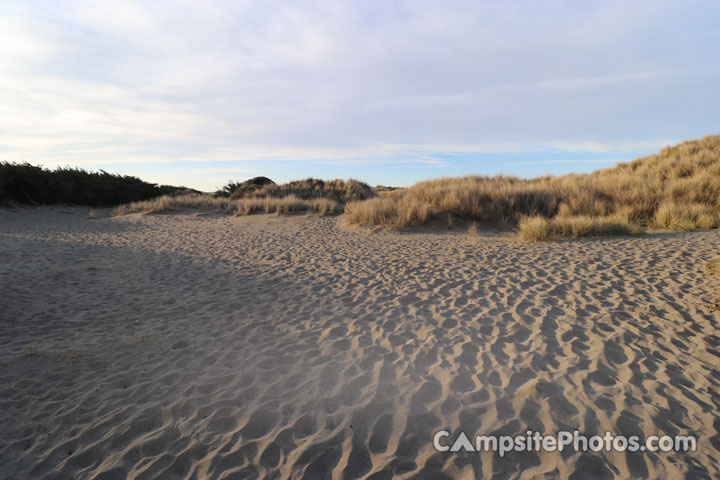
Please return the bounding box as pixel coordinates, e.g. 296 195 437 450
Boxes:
0 207 718 479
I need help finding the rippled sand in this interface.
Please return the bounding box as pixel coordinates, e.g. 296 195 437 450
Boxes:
1 207 718 479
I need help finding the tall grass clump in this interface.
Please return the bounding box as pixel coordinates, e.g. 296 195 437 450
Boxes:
111 194 233 215
345 134 720 239
519 215 643 241
706 258 720 277
345 194 432 229
233 195 341 216
652 202 719 231
112 194 342 217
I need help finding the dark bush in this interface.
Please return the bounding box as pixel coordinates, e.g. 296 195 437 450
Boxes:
231 177 375 203
0 162 195 207
220 176 275 198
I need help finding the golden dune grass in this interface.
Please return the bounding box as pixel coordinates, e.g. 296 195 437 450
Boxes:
653 202 719 231
112 194 341 217
344 195 432 229
707 258 720 276
518 215 644 241
346 134 720 238
233 195 341 216
111 194 232 215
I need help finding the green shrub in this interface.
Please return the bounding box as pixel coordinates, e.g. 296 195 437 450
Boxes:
233 177 375 203
219 176 275 198
0 162 194 206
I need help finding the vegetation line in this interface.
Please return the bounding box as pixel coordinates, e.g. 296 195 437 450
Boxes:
111 178 375 217
345 134 720 239
4 135 719 241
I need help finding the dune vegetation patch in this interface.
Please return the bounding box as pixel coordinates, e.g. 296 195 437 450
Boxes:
344 195 432 229
229 177 375 203
519 215 644 241
344 134 720 239
112 194 233 215
112 178 372 217
706 258 720 277
653 202 719 231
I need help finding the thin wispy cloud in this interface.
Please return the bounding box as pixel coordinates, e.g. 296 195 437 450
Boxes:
1 0 718 189
508 159 624 166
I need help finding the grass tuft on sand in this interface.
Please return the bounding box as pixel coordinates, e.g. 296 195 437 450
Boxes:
653 202 719 231
519 215 644 241
706 258 720 276
121 336 152 348
467 221 479 237
22 344 40 357
344 196 432 229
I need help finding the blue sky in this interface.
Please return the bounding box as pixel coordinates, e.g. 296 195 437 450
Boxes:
1 1 719 191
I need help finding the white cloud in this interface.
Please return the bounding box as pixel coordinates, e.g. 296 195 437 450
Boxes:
0 0 718 187
507 159 625 166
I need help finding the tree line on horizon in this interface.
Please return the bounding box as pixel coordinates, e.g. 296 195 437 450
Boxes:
0 162 198 207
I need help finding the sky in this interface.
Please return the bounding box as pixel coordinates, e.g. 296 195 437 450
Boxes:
1 1 719 191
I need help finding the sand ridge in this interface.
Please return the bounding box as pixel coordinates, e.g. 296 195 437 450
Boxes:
1 207 719 479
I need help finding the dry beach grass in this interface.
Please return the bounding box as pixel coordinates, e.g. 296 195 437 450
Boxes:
345 135 720 237
112 178 372 218
111 193 342 217
114 136 720 242
1 207 719 478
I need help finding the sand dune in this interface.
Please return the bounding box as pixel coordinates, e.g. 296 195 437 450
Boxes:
1 207 719 479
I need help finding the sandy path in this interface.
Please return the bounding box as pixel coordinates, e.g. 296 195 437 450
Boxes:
0 207 718 479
